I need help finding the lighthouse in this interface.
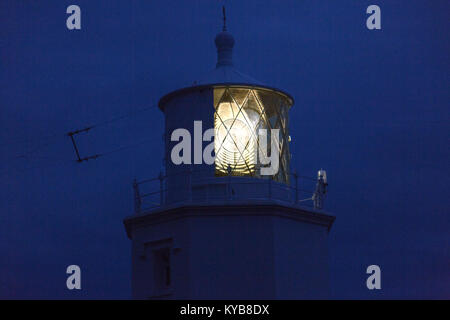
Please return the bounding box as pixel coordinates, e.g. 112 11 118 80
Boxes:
124 10 335 300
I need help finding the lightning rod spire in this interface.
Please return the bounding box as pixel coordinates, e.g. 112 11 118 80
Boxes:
222 6 227 31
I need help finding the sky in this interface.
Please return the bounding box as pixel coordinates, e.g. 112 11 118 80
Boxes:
0 0 448 299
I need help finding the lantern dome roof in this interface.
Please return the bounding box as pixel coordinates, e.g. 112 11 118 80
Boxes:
193 27 263 87
158 9 293 110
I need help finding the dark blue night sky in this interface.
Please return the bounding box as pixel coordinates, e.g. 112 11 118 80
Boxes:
0 0 448 299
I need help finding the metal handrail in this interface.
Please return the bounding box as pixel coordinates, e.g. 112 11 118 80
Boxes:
132 167 322 214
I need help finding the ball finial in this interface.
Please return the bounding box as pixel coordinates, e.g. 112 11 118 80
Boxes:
215 6 234 67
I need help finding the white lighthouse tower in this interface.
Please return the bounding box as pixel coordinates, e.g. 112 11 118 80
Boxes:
124 11 335 299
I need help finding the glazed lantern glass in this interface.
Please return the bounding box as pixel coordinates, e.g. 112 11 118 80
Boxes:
213 86 292 183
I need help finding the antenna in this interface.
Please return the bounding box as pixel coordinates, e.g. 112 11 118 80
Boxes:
222 6 227 31
67 127 100 163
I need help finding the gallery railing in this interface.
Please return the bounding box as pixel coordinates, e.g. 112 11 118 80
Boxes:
132 167 324 214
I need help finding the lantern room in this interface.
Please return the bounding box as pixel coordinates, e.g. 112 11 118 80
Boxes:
213 86 292 183
158 19 294 190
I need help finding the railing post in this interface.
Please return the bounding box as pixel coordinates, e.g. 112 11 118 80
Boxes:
188 165 193 202
227 165 232 200
268 177 272 199
133 178 141 214
293 171 298 204
158 172 164 206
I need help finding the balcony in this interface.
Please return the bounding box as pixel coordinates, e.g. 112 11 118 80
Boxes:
132 168 325 214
